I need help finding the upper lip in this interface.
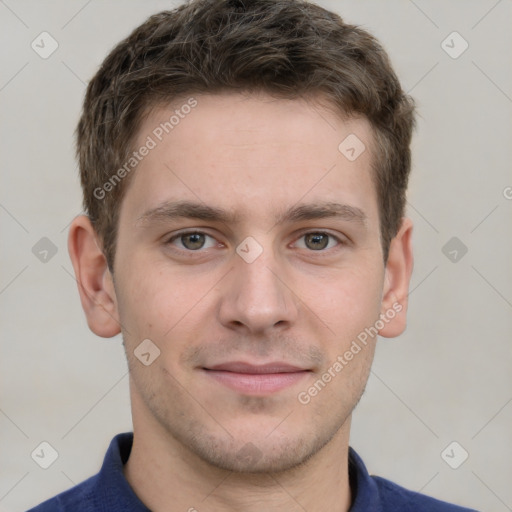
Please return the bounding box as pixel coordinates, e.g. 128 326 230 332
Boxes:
204 362 309 374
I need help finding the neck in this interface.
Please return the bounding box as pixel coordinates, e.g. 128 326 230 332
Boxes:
124 389 352 512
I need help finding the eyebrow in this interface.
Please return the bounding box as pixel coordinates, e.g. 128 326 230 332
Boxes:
136 201 238 225
276 202 367 226
136 200 367 227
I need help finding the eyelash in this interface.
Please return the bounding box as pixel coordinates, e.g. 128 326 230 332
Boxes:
165 230 345 253
166 231 220 251
293 231 343 251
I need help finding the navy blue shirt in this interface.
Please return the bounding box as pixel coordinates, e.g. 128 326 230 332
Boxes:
27 433 477 511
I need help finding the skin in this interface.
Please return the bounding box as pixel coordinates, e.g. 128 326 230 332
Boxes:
69 92 413 512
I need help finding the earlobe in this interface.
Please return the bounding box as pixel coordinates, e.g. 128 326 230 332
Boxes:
68 215 121 338
378 217 414 338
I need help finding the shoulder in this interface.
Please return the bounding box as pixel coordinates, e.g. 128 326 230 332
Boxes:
372 475 479 512
348 447 478 511
26 475 97 512
25 433 146 512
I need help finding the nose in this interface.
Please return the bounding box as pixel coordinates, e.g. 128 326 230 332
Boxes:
217 247 299 335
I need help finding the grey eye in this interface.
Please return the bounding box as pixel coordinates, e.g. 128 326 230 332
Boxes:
304 233 330 250
180 232 207 250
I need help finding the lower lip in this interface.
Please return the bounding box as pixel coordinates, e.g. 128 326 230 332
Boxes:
203 370 309 395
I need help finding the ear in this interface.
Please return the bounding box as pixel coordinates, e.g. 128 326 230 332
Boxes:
378 217 414 338
68 215 121 338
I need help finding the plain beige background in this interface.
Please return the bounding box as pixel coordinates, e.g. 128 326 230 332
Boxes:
1 1 511 511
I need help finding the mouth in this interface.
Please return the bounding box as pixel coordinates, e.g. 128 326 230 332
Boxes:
201 361 311 395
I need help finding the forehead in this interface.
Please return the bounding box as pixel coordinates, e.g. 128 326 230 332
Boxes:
122 92 378 226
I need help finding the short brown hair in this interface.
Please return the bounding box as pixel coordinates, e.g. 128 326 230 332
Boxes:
77 0 415 268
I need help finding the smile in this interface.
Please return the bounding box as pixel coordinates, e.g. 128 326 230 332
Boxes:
202 362 311 395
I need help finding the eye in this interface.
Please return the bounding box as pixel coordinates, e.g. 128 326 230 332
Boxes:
168 232 218 251
294 232 340 251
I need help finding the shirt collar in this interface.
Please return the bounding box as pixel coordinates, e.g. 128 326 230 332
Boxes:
95 432 150 511
348 446 383 511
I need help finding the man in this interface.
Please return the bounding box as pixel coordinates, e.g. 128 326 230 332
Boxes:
28 0 477 510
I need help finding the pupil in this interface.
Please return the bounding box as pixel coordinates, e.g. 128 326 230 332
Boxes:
183 233 205 250
306 233 328 250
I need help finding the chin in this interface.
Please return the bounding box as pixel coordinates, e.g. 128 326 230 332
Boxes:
180 424 340 474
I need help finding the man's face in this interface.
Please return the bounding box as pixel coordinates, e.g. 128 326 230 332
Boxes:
113 93 389 472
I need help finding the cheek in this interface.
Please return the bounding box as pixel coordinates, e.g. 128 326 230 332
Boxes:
115 264 172 338
115 259 217 346
299 265 384 341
